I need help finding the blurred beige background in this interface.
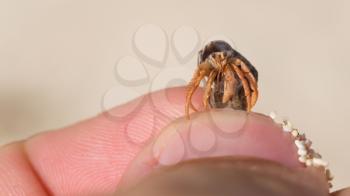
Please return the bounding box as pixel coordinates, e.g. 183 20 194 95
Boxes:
0 0 349 190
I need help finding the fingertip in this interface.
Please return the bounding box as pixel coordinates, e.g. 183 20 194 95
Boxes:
118 109 330 194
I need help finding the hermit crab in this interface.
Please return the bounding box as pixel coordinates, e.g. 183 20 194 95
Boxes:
185 40 259 118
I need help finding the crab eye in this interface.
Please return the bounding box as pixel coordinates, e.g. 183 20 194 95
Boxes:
207 54 219 68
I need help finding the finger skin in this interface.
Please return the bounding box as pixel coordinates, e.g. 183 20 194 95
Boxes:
0 87 203 195
0 143 48 195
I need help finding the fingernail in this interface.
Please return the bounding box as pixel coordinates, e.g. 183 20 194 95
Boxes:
118 109 303 191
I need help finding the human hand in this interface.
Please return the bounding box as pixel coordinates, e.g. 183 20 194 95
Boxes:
0 87 348 195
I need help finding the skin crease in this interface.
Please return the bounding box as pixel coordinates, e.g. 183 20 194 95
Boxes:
0 87 348 195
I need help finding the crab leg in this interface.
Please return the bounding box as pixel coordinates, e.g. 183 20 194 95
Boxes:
231 63 252 111
222 65 237 104
234 59 259 107
185 67 207 118
203 70 217 110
